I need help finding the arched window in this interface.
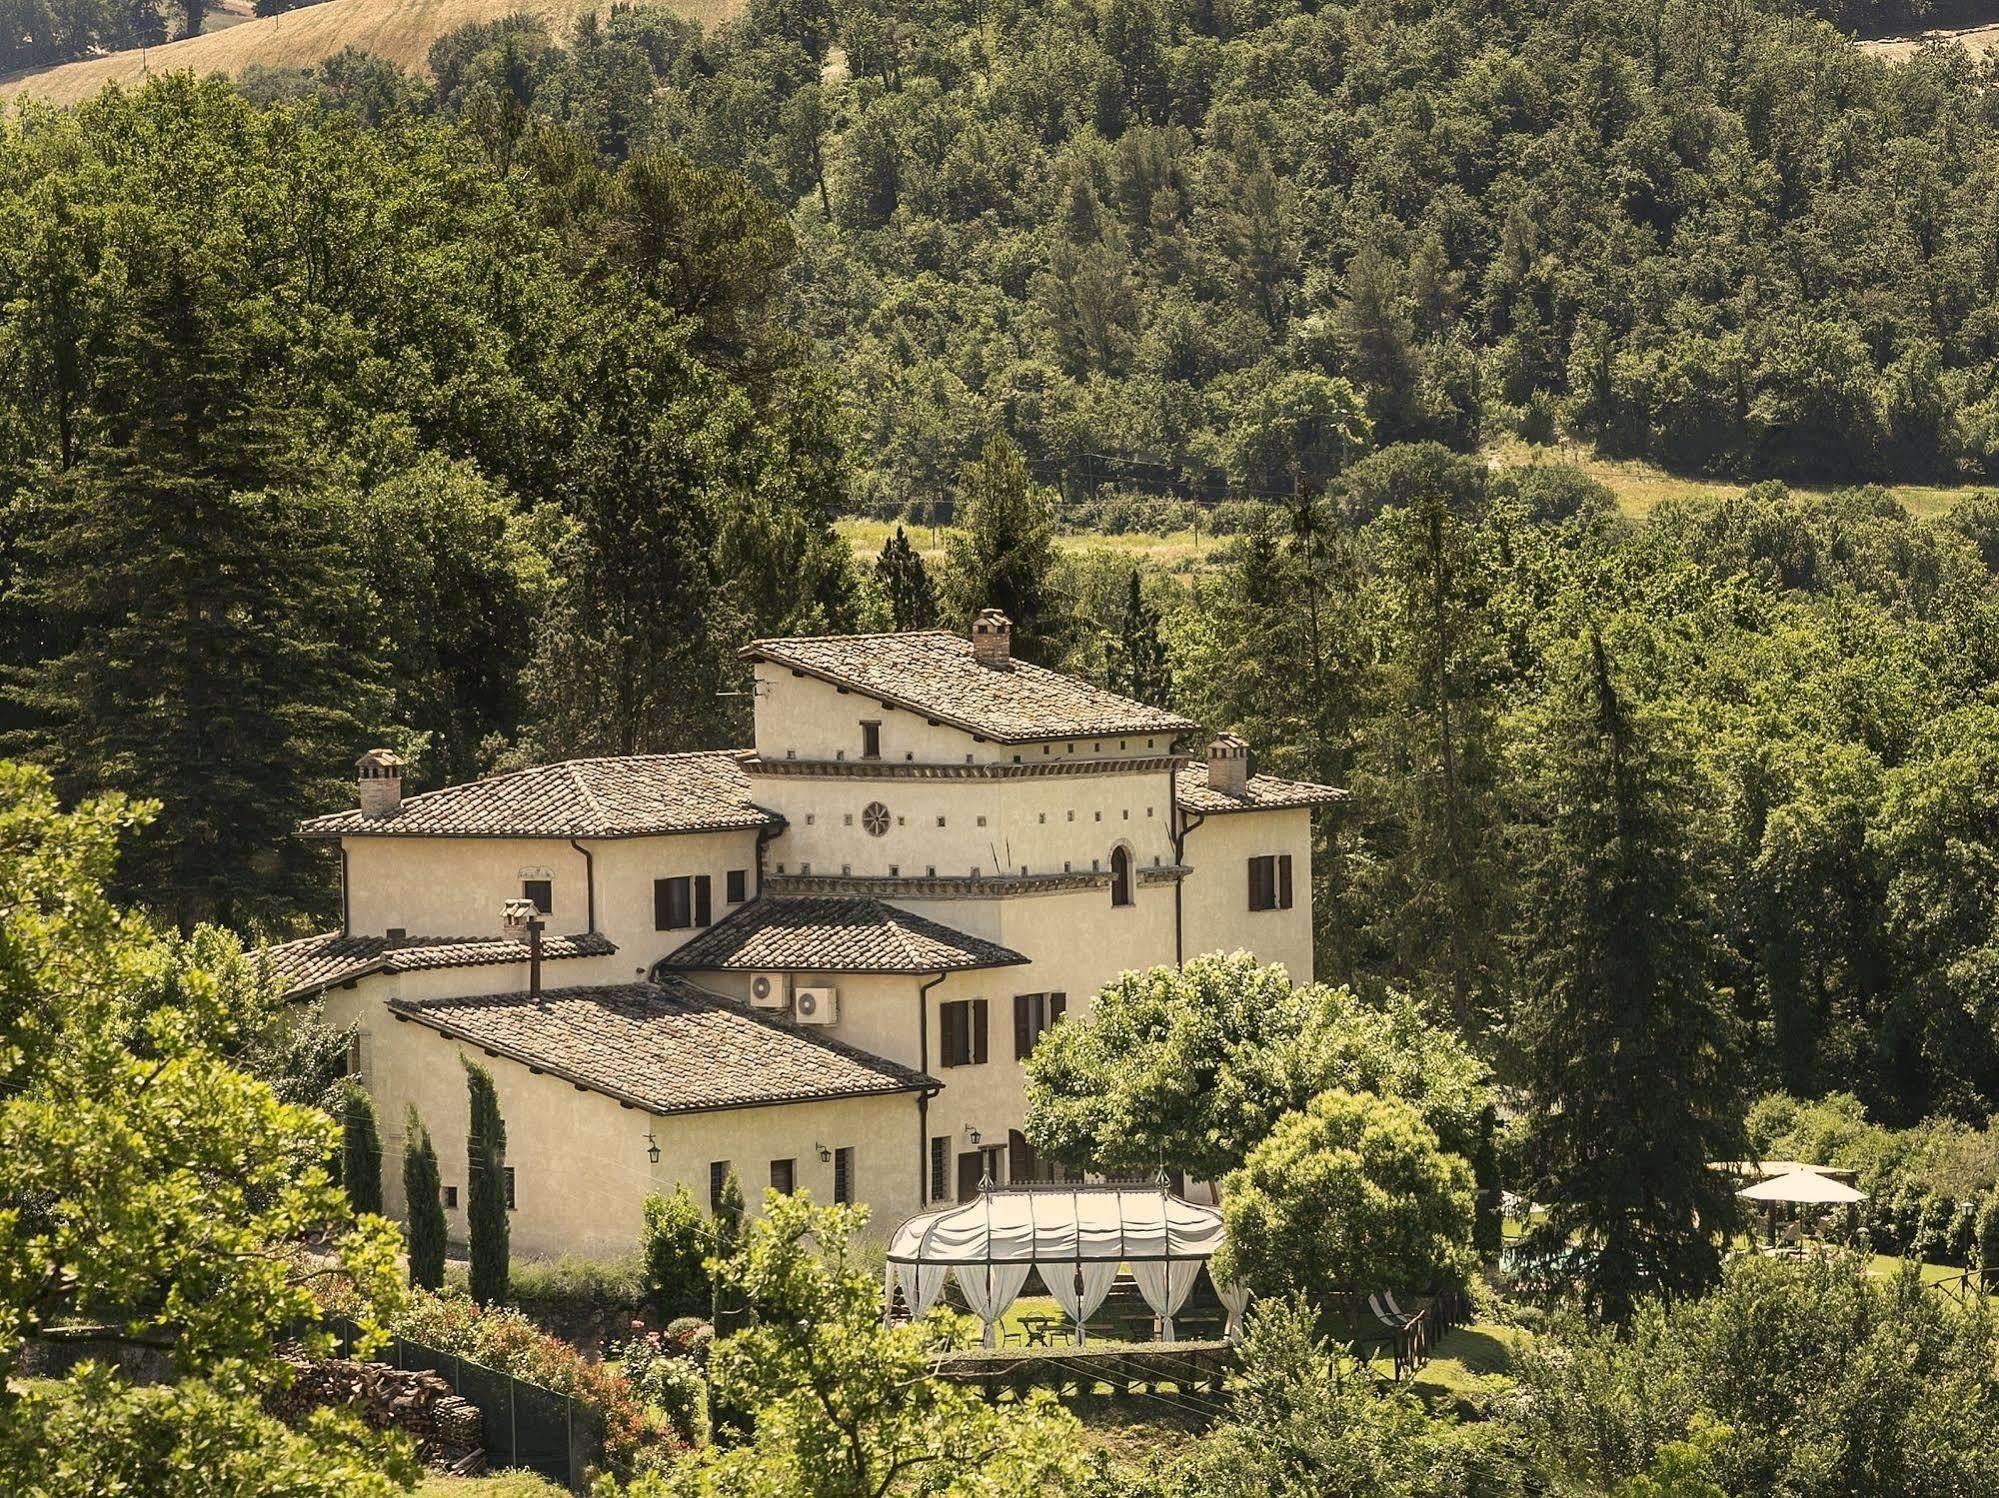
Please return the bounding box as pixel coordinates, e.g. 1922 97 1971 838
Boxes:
1109 845 1133 907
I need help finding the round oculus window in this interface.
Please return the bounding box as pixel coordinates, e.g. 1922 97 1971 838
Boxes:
862 801 891 837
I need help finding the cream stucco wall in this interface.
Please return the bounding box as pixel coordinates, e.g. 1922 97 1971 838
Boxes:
751 665 1180 766
1179 807 1316 982
756 767 1178 884
322 979 923 1261
340 829 764 973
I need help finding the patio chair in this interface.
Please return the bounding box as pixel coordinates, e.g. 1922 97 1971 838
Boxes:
1367 1293 1418 1330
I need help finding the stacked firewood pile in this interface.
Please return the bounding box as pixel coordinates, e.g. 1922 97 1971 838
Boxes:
269 1353 485 1471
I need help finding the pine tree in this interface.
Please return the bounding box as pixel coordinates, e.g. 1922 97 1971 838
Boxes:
941 437 1062 660
1353 489 1507 1032
1472 1104 1502 1258
403 1107 447 1292
6 245 381 931
874 526 938 631
464 1060 510 1307
1108 568 1171 706
340 1082 383 1216
1513 630 1745 1323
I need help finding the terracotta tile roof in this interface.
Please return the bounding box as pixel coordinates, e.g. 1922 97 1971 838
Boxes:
263 930 617 1000
744 631 1201 744
297 753 781 840
388 979 934 1114
1176 762 1351 814
660 896 1029 974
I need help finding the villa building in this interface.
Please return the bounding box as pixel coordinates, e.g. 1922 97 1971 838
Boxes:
269 612 1344 1258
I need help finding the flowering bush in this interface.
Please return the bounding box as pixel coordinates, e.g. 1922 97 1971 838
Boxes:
614 1327 709 1446
389 1289 674 1476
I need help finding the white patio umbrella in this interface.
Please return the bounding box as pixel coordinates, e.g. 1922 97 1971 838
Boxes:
1738 1168 1866 1246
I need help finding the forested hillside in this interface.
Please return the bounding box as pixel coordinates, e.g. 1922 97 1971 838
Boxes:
9 0 1999 1139
210 0 1999 504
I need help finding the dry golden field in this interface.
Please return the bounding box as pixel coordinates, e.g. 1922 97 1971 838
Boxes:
1 0 742 106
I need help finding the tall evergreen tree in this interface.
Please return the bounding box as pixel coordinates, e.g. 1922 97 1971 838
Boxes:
1108 567 1171 706
710 1167 748 1334
403 1107 447 1292
340 1082 383 1216
5 245 381 930
1513 630 1745 1323
941 437 1062 661
874 525 938 631
1353 489 1507 1032
464 1060 509 1307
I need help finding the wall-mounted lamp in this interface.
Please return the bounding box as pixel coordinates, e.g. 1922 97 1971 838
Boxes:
645 1131 661 1166
815 1143 831 1163
964 1127 982 1147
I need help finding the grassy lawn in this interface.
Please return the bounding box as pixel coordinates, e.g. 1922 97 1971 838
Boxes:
836 516 1218 573
1485 434 1985 520
1407 1322 1531 1415
417 1476 566 1498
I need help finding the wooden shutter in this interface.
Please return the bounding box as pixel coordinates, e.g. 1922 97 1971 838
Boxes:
1050 993 1067 1025
694 874 712 927
940 1003 961 1067
1014 995 1033 1060
1247 857 1262 910
1278 854 1293 910
972 1000 989 1064
654 879 673 930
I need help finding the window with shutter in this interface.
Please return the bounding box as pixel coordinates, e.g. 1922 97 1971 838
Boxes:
770 1158 795 1195
972 999 988 1064
1013 994 1034 1060
655 877 693 930
726 869 747 903
694 874 712 927
709 1161 730 1212
833 1147 855 1204
1110 846 1132 906
521 879 552 915
1248 856 1278 911
1277 853 1294 909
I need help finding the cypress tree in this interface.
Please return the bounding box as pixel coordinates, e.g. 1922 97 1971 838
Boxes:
340 1082 383 1216
1513 630 1744 1323
874 525 937 630
1108 567 1171 707
403 1107 447 1292
1472 1104 1502 1258
710 1168 747 1334
464 1059 510 1307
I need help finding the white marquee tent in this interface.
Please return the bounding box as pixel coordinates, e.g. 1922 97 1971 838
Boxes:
885 1184 1250 1347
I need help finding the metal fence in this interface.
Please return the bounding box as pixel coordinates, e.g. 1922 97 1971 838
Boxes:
326 1318 604 1491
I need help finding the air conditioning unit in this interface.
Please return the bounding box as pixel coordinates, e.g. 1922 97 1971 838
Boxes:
748 973 790 1010
793 986 839 1026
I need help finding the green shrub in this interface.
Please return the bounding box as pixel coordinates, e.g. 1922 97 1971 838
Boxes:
1511 1255 1999 1497
640 1186 713 1322
506 1253 645 1313
614 1328 709 1445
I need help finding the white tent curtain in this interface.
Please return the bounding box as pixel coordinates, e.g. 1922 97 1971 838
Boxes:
1034 1260 1122 1341
1215 1277 1252 1340
1130 1259 1201 1340
957 1262 1035 1344
894 1260 949 1318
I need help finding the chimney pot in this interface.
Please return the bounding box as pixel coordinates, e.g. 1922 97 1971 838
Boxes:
971 609 1013 669
355 749 405 820
1206 734 1250 798
501 898 539 941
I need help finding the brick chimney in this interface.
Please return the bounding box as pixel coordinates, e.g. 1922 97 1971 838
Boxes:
356 749 405 820
971 609 1013 669
501 898 539 941
1206 734 1250 798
